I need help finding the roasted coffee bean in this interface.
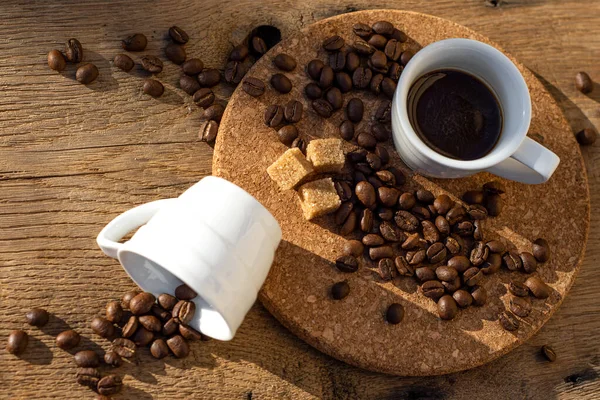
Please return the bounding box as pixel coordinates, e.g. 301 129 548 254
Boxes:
483 180 506 194
520 252 538 273
355 181 375 208
438 295 458 320
76 63 99 84
199 120 219 142
150 338 169 359
375 100 392 122
98 374 122 395
143 79 164 97
239 77 265 98
384 39 402 61
343 98 364 123
427 242 447 264
113 53 134 72
392 256 412 276
169 26 189 44
442 277 461 293
463 267 483 287
453 290 473 308
312 99 333 118
354 39 375 55
435 215 450 236
104 350 122 367
26 308 49 327
473 220 484 241
372 21 394 35
132 326 154 347
411 206 430 221
541 345 556 362
274 125 297 146
251 36 267 55
173 300 195 324
307 59 325 80
469 242 489 266
112 338 136 358
377 186 399 207
414 189 433 204
122 33 147 51
381 78 396 99
447 255 471 273
368 73 384 95
388 62 402 81
462 190 484 204
264 104 285 127
415 266 436 282
400 50 414 66
353 23 372 38
74 350 100 368
180 75 200 95
224 60 246 84
532 238 550 262
503 251 522 271
335 181 352 202
329 51 346 72
130 292 156 315
138 315 162 333
179 324 202 340
370 51 387 69
446 205 466 225
401 232 421 250
368 34 387 49
481 252 502 274
374 170 394 187
360 208 374 232
64 38 83 63
485 194 503 217
338 120 355 141
162 318 178 336
353 67 373 89
335 202 353 225
6 330 28 355
347 148 367 162
165 43 186 65
436 266 458 282
576 128 598 146
434 195 454 215
271 73 292 94
193 87 215 108
391 28 407 42
336 255 359 273
345 52 360 72
122 316 138 338
331 281 350 300
575 71 593 94
377 221 397 241
368 123 387 142
274 53 297 71
76 368 100 389
397 193 415 211
56 330 80 350
105 301 123 324
405 249 426 266
335 72 353 93
377 207 395 222
167 335 190 358
47 49 66 71
509 296 532 318
421 280 445 300
395 210 418 232
197 68 221 87
470 285 487 306
499 311 520 331
305 82 323 99
229 44 248 61
340 210 357 235
384 303 404 325
325 87 343 110
150 304 170 321
369 245 394 260
445 236 461 255
378 258 396 281
91 316 115 339
525 275 551 299
279 101 303 125
204 104 225 122
508 280 529 297
454 221 474 236
342 240 363 257
323 35 345 51
140 55 164 74
356 132 376 149
467 205 488 220
421 220 439 244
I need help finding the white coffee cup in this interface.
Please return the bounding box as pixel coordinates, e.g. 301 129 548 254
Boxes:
392 38 560 184
96 176 282 341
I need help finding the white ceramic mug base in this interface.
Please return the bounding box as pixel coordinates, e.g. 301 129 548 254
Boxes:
96 177 282 341
392 38 560 184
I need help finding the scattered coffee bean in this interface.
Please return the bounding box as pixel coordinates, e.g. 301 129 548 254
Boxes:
436 266 458 282
421 280 445 300
481 252 502 274
335 202 353 225
355 181 376 208
165 43 186 65
510 295 532 318
576 128 597 146
130 292 156 315
400 50 414 66
345 98 364 123
229 44 248 61
339 120 355 141
193 88 215 107
150 338 170 359
172 300 195 325
175 284 197 300
74 350 100 368
433 194 453 215
179 324 202 340
388 62 402 81
508 280 529 297
369 245 394 260
470 285 487 306
372 21 394 35
112 338 136 358
415 266 436 282
541 345 556 362
26 308 49 327
140 55 163 74
104 350 122 367
312 99 333 118
395 210 419 232
179 75 200 95
199 120 219 142
197 68 221 87
6 330 28 355
503 250 522 271
463 267 483 287
575 71 593 94
463 190 484 204
319 65 335 89
378 186 400 207
360 208 374 232
470 241 489 266
433 215 449 236
331 281 350 300
47 49 66 72
291 137 307 154
345 52 360 72
411 206 430 221
76 367 100 389
381 77 396 99
113 53 134 72
91 316 115 339
525 275 551 299
122 33 147 51
169 26 189 44
438 295 458 320
368 34 387 49
353 67 373 89
167 335 190 358
391 28 407 42
401 232 421 250
369 73 384 95
532 238 550 262
56 329 80 350
264 104 285 127
106 301 123 324
305 82 322 100
384 39 402 61
482 181 505 195
203 104 225 122
326 87 343 110
405 249 425 266
277 125 298 146
65 38 83 63
375 100 392 122
378 258 396 281
323 35 345 51
395 255 414 276
357 132 377 149
386 303 405 324
520 252 537 273
353 23 372 38
499 311 520 331
76 63 99 84
98 374 122 395
138 315 162 333
342 240 363 257
182 58 204 75
485 194 503 217
335 72 353 93
363 233 384 247
151 305 171 322
224 60 246 84
453 290 473 308
427 242 447 263
398 192 416 211
132 326 154 347
143 79 164 98
329 51 346 72
444 236 461 255
251 36 267 55
162 318 179 336
307 59 325 80
282 100 303 124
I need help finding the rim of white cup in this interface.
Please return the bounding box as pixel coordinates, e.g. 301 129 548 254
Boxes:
394 38 532 171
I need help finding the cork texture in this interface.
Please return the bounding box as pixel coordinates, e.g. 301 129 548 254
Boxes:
213 10 590 376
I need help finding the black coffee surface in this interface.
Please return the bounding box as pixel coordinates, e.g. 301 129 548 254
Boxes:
407 69 502 160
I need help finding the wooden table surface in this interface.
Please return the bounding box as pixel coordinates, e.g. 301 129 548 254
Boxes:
0 1 598 399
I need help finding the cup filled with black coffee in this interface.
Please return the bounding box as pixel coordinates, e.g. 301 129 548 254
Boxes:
391 38 559 184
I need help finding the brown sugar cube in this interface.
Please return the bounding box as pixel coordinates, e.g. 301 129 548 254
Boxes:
306 138 345 173
297 178 341 220
267 148 314 190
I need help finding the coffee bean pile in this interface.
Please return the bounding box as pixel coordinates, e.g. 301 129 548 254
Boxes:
5 284 208 398
47 39 99 84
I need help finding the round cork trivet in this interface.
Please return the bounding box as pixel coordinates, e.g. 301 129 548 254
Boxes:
213 10 590 376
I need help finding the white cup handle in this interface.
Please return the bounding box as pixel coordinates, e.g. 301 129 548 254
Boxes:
96 199 177 259
484 137 560 184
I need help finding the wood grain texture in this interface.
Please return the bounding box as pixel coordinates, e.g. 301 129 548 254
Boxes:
0 0 598 399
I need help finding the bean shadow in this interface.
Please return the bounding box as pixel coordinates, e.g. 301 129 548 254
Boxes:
79 50 119 92
15 335 53 365
584 82 600 104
